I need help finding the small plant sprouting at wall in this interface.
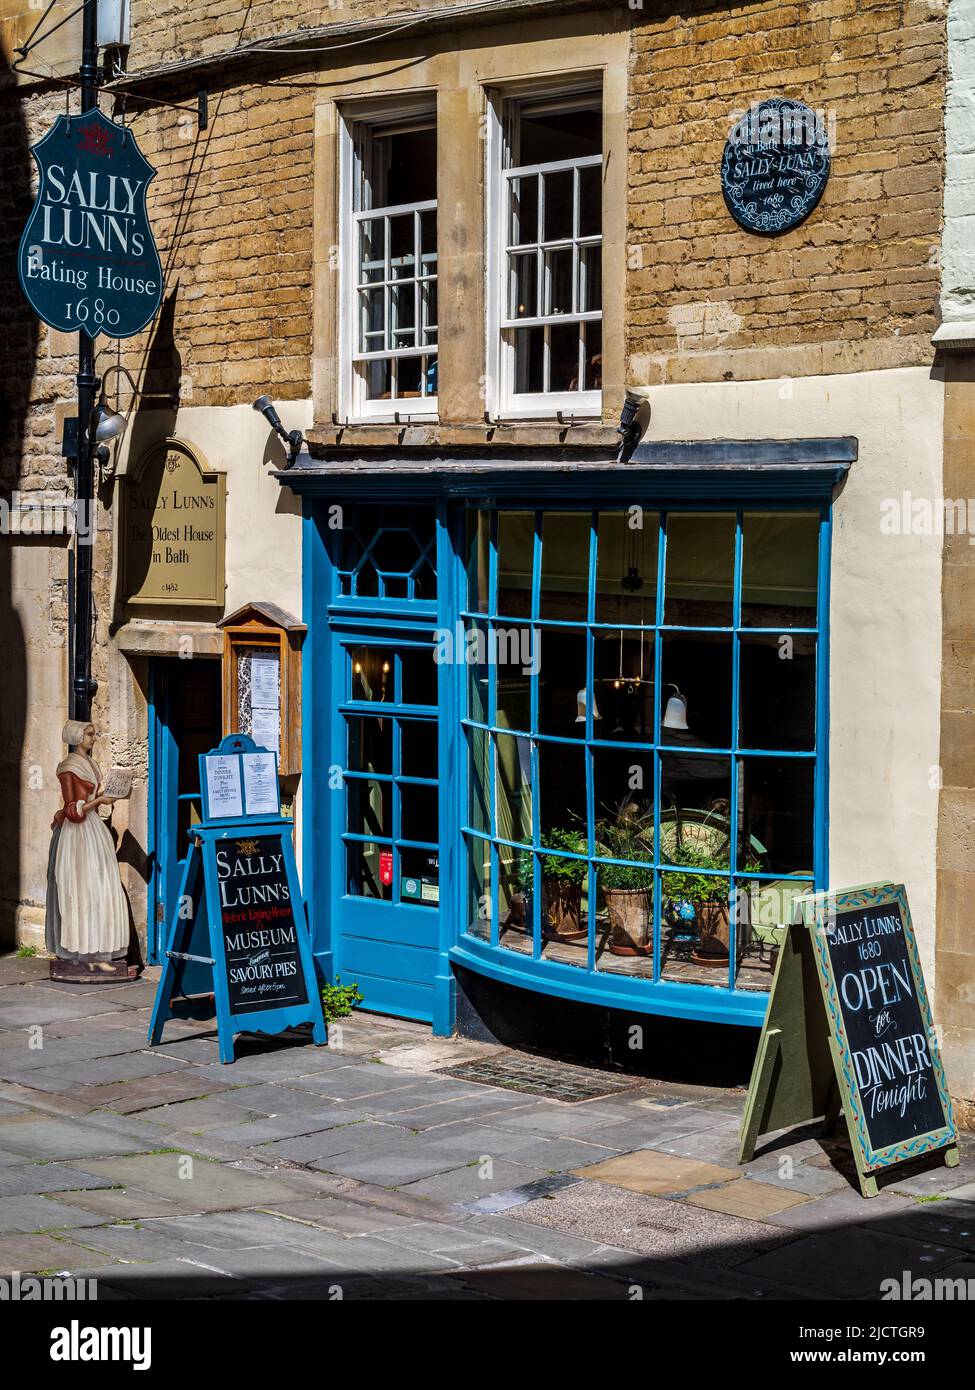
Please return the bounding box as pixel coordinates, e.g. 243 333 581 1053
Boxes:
321 977 364 1022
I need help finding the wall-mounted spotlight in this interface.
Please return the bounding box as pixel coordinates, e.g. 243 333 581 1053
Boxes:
253 395 303 467
617 386 652 461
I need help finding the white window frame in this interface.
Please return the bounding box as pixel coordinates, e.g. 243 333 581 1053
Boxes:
340 103 438 424
486 84 603 422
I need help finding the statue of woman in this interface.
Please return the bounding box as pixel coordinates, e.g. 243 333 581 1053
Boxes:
45 720 129 972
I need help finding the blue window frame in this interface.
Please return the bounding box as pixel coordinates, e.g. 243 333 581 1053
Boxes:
456 505 829 1022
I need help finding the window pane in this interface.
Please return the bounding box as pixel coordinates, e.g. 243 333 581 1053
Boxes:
467 621 489 722
661 871 731 980
363 358 391 402
538 628 588 735
401 719 438 777
351 647 392 701
509 251 538 319
513 326 544 394
468 726 490 834
509 174 538 246
659 755 732 863
420 208 437 264
582 319 602 391
467 510 491 614
359 286 385 348
740 756 815 875
538 742 586 847
550 320 581 393
596 863 653 968
359 219 385 283
594 753 653 861
519 101 601 164
742 512 819 628
544 247 573 315
401 847 439 907
542 169 573 241
466 834 491 940
594 629 654 740
371 124 436 205
578 163 602 237
540 513 590 621
540 846 589 960
579 243 601 313
495 732 533 845
664 513 736 626
499 844 530 951
496 639 531 734
739 633 816 751
497 510 534 617
660 632 733 749
400 782 438 843
347 715 392 775
348 840 392 901
400 648 437 706
348 779 391 840
390 282 416 342
421 280 437 344
736 877 807 989
595 511 659 624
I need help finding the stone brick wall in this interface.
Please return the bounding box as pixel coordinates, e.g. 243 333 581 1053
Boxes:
120 71 314 407
627 0 946 383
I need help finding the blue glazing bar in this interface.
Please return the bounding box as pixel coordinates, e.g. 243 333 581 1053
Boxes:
728 509 744 989
586 510 598 973
652 508 667 983
530 509 542 962
488 510 499 947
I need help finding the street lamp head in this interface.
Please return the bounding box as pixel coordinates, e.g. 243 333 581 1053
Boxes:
253 394 303 466
253 394 284 432
92 396 127 443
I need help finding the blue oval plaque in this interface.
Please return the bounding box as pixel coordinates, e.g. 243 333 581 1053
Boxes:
720 97 831 236
17 109 163 339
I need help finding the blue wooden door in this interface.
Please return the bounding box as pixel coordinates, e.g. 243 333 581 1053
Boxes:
332 636 441 1021
148 658 221 965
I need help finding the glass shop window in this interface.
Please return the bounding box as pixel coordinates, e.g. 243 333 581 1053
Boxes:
490 87 602 418
334 504 436 601
345 109 437 420
461 507 823 995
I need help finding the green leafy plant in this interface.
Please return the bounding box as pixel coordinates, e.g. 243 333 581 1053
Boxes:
595 801 653 892
15 944 38 958
516 827 588 888
321 976 364 1022
662 837 761 907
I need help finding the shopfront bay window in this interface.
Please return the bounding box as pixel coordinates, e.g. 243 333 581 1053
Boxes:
461 506 826 1000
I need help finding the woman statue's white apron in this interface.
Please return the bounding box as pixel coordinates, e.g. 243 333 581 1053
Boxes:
45 720 129 970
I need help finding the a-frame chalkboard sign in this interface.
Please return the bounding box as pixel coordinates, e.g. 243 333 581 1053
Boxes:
148 734 326 1063
739 882 958 1197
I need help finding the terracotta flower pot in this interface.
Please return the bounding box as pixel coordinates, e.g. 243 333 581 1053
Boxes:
690 899 731 967
542 877 586 943
605 885 652 957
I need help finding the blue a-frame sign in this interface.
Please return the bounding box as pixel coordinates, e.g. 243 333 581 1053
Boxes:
148 734 326 1062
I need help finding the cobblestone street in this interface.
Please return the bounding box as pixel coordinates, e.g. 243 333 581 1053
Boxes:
1 955 972 1301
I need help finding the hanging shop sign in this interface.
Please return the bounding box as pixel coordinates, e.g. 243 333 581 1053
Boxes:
119 438 226 607
738 882 958 1197
148 735 326 1063
720 97 831 236
17 109 162 338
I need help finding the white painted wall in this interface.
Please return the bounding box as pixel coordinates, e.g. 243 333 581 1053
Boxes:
942 0 975 325
115 402 309 619
638 367 945 987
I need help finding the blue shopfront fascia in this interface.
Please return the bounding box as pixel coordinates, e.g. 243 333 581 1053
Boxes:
290 440 853 1036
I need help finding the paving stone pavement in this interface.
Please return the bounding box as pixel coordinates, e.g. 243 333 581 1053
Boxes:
0 954 972 1300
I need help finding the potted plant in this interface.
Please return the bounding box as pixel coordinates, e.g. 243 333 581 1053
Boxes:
539 827 588 942
662 841 761 967
595 802 654 957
